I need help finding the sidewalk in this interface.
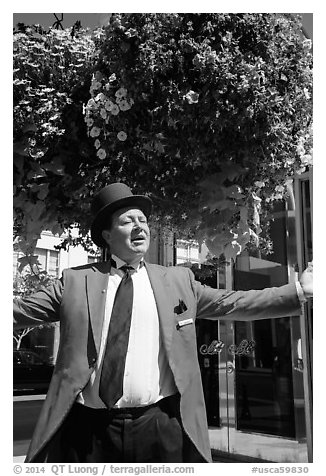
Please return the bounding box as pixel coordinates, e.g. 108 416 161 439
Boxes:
13 455 25 462
13 394 46 463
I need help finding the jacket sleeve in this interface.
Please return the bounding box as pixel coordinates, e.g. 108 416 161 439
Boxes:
188 269 302 321
13 272 65 329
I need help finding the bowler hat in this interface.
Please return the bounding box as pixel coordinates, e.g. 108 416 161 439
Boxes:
91 182 152 247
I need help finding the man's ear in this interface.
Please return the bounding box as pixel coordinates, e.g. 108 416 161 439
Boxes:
102 229 111 246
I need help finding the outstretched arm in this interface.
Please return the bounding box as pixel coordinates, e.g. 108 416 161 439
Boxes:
13 275 64 329
190 265 312 322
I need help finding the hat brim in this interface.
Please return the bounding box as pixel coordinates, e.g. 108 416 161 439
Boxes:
91 195 152 248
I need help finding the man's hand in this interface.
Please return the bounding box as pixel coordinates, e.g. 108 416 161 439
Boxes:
299 262 313 299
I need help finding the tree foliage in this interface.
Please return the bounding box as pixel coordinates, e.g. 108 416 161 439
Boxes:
13 24 100 254
13 14 312 260
13 254 56 348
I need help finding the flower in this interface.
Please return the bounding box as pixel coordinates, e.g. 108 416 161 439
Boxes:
184 90 199 104
90 126 101 138
94 139 101 149
302 39 312 50
97 148 106 160
95 92 106 102
115 87 127 99
86 99 97 109
90 80 101 91
119 99 131 111
110 104 120 116
105 100 114 111
85 118 94 127
301 154 313 165
108 73 117 82
296 144 305 156
100 109 107 119
117 131 127 141
125 28 137 38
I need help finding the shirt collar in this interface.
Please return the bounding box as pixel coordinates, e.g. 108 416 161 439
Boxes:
111 254 144 271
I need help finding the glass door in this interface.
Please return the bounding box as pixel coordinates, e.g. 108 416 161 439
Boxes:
196 175 312 462
225 316 308 462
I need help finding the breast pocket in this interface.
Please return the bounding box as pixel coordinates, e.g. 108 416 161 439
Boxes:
174 311 197 346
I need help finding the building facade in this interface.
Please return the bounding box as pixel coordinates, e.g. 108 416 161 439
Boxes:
189 172 313 462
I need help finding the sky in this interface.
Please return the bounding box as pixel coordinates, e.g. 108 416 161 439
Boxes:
12 12 313 38
13 13 112 29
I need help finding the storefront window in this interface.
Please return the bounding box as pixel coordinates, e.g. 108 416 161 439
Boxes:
234 318 295 438
233 201 297 438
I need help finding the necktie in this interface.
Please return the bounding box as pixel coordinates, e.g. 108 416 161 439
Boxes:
99 265 134 409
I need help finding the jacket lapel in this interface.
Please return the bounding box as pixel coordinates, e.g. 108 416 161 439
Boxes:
145 263 175 359
85 261 111 355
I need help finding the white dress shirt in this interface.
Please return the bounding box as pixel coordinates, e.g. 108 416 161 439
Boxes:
77 254 177 408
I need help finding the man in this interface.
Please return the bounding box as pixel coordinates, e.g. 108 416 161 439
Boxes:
14 182 313 463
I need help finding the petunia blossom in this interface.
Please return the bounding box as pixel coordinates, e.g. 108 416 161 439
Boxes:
90 127 101 138
86 99 97 109
110 104 120 116
115 87 127 99
119 100 131 111
184 90 199 104
95 92 106 102
90 80 101 91
117 131 127 141
97 148 106 160
105 100 114 111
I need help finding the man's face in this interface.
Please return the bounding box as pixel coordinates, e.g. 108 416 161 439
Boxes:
102 207 150 264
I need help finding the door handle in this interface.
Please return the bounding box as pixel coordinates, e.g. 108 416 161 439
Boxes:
226 361 235 374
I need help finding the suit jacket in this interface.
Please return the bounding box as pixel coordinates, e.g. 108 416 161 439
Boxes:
13 261 301 463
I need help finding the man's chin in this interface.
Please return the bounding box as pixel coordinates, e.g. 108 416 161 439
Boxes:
129 242 148 255
131 246 147 254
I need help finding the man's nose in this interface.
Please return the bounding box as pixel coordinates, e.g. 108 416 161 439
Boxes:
133 222 143 231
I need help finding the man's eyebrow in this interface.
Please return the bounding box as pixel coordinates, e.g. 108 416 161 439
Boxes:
120 213 146 220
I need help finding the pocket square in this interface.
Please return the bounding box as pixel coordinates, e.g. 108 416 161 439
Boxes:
176 318 193 330
174 299 188 315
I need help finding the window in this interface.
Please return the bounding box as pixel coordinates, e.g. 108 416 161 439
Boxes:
176 240 200 265
34 248 60 277
48 250 59 276
13 248 60 278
